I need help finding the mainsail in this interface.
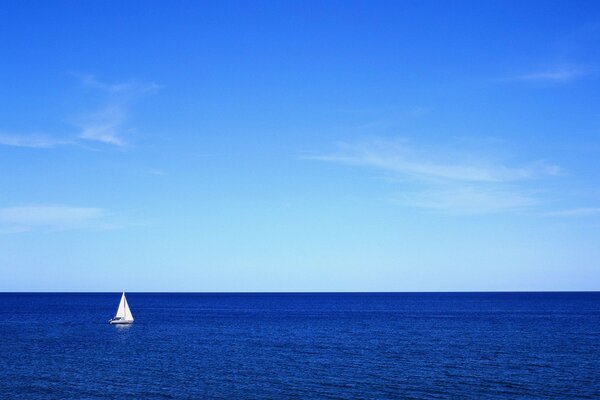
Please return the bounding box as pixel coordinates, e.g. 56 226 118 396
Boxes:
114 292 134 321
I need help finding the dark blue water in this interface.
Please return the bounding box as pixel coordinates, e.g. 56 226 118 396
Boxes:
0 293 599 399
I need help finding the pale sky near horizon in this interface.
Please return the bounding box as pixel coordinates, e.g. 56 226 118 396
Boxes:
1 1 600 291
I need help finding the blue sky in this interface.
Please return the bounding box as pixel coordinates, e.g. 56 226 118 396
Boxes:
1 1 600 291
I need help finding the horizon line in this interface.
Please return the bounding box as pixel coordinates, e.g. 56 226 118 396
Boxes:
1 290 599 294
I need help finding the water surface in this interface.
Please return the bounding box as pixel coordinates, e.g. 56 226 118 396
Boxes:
0 292 599 398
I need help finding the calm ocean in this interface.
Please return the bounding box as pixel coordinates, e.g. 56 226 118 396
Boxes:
0 293 599 399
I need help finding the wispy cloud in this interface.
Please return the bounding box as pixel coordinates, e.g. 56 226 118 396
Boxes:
513 66 588 82
397 186 537 214
0 133 72 148
541 207 600 217
0 74 160 149
306 138 559 214
77 73 161 94
146 168 166 176
76 106 127 147
75 74 160 147
0 205 116 233
306 139 559 183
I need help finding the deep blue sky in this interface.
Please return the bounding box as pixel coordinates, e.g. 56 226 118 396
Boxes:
1 1 600 291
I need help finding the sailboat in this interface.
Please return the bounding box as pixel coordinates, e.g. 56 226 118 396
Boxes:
109 292 134 324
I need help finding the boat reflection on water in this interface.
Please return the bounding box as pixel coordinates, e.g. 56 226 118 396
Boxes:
114 323 133 331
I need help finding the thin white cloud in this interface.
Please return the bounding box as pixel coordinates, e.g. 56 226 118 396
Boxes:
0 205 115 233
0 74 160 149
513 67 588 82
0 133 71 148
77 106 127 147
147 168 166 176
306 139 559 183
77 72 162 94
307 138 559 214
397 186 537 214
542 207 600 217
74 75 160 147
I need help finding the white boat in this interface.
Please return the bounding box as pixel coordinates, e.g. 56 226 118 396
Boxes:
109 292 134 324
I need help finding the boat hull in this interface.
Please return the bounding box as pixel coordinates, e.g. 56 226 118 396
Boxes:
109 319 134 324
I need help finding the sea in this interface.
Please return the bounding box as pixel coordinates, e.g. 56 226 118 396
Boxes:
0 292 599 399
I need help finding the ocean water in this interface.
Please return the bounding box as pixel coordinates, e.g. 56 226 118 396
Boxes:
0 293 599 399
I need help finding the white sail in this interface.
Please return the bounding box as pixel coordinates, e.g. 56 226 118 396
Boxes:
114 292 134 321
